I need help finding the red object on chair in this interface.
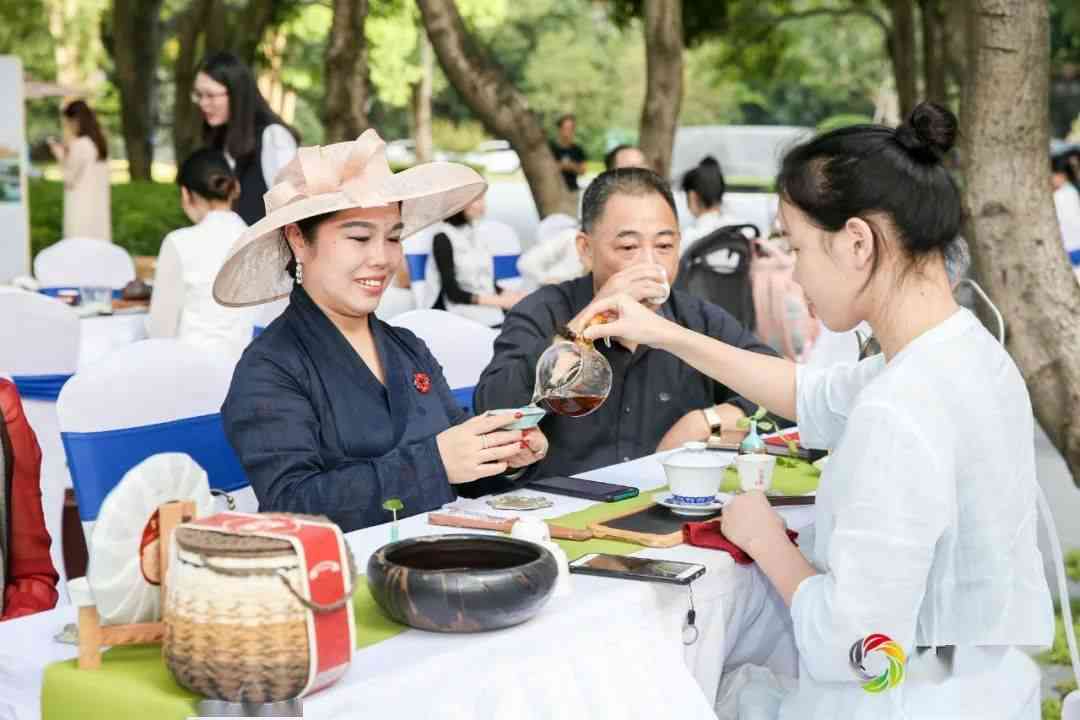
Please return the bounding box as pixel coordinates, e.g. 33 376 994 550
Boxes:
1 379 60 620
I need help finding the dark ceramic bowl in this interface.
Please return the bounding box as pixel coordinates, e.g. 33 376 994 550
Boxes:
367 534 558 633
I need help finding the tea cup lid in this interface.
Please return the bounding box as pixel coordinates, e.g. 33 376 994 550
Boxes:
661 441 730 469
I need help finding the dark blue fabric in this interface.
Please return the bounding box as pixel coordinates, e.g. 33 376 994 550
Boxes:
61 413 248 522
39 287 123 299
492 254 520 280
406 253 428 282
222 285 475 532
11 374 73 402
1070 248 1080 267
253 325 265 338
451 386 475 413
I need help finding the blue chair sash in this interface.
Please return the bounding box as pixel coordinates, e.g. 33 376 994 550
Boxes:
11 373 74 401
39 287 124 300
493 254 520 281
451 386 475 414
406 254 429 282
1070 248 1080 267
61 412 248 522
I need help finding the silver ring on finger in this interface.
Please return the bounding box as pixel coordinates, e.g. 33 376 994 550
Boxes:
481 434 488 450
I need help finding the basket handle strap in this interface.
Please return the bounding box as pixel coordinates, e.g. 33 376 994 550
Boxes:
275 568 354 614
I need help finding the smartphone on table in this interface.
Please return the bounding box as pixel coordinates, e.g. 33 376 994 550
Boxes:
526 475 639 502
568 553 705 585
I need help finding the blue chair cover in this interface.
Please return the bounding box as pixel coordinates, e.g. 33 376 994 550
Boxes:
493 254 521 281
61 413 248 522
11 373 74 401
406 254 429 282
451 386 475 414
1070 248 1080 267
39 287 124 300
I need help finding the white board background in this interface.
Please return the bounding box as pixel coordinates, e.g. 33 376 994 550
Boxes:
0 57 30 282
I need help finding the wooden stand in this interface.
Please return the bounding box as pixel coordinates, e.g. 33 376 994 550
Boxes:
77 500 195 670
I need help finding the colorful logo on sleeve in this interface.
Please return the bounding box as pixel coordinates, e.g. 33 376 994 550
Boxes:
849 633 906 692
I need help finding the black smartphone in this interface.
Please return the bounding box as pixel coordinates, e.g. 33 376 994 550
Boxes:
762 443 828 463
526 475 639 502
568 553 705 585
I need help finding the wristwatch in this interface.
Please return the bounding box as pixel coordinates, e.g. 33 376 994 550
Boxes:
702 406 723 444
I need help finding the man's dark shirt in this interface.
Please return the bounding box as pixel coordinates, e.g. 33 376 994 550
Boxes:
549 141 586 191
473 275 781 479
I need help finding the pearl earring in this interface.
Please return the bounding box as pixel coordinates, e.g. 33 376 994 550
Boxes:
296 261 303 285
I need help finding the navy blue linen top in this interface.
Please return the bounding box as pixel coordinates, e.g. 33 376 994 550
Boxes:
222 285 469 532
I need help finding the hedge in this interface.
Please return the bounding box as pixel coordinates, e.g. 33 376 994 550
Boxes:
29 178 188 259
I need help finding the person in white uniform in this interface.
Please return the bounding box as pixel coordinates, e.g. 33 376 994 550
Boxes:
681 156 756 259
577 102 1054 719
147 149 255 360
1052 152 1080 277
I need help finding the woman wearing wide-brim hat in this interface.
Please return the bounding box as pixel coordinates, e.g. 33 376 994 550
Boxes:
215 130 548 532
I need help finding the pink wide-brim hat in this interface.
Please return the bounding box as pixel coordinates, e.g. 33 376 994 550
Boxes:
213 129 486 307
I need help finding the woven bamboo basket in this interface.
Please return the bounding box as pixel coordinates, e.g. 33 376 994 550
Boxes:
162 514 355 703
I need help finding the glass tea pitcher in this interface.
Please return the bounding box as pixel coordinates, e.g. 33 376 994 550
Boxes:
531 321 613 417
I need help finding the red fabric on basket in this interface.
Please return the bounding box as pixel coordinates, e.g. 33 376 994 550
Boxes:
682 519 798 565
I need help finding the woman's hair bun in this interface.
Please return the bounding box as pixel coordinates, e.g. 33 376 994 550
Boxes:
894 101 958 163
699 155 719 167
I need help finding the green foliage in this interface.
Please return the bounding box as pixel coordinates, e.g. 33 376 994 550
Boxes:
1044 697 1062 720
29 178 187 259
432 118 489 154
1036 600 1080 666
817 114 874 132
1066 548 1080 582
382 498 404 515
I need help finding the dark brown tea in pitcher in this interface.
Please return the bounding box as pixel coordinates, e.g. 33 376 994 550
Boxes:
538 395 605 417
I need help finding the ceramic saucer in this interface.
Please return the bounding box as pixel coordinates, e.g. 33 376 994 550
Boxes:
654 492 728 517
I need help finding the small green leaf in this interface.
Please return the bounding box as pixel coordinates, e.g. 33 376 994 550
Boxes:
786 439 799 456
752 406 768 421
382 498 404 512
758 421 775 432
735 417 750 430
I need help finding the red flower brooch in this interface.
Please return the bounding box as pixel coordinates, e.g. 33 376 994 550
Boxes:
413 372 431 394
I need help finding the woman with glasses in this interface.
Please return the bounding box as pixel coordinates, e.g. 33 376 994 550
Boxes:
192 51 298 224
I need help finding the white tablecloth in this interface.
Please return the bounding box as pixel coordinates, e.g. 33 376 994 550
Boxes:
0 452 813 720
78 311 148 370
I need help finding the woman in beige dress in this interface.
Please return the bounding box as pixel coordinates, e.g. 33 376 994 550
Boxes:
48 101 111 241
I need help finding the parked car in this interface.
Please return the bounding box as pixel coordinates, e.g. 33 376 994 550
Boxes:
465 140 521 174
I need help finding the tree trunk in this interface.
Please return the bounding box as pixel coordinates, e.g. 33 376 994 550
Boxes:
887 0 918 119
960 0 1080 488
111 0 163 181
323 0 370 143
638 0 684 179
918 0 947 103
234 0 276 67
412 31 434 164
172 0 216 167
417 0 574 217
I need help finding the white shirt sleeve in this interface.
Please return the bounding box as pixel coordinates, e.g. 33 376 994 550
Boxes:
789 401 950 683
260 124 297 189
146 237 184 339
795 358 881 449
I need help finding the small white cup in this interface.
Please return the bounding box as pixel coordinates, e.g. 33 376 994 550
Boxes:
736 453 777 493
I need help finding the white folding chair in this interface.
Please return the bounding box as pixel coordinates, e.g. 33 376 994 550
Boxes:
57 339 257 553
33 237 136 290
475 218 523 282
0 289 81 604
252 296 289 338
375 286 417 321
404 224 442 308
391 309 497 413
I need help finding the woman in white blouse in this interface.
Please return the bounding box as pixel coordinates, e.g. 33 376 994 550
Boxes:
580 103 1053 719
48 101 111 241
193 51 298 225
148 149 254 360
1052 151 1080 276
680 155 755 255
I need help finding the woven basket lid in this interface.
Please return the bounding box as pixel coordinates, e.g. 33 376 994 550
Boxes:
175 513 330 560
